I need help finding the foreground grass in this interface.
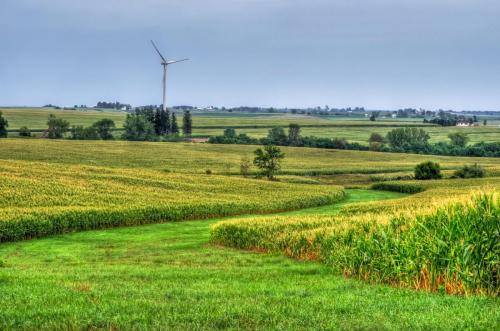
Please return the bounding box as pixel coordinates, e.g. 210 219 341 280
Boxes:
0 190 498 330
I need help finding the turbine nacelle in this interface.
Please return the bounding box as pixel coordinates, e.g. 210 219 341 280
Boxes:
161 59 190 66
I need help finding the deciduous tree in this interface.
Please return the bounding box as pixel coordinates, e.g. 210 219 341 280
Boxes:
253 145 285 180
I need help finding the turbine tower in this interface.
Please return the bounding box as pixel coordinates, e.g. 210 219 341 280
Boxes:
151 40 189 111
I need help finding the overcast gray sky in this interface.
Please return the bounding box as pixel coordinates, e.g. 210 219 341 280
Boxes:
1 0 499 110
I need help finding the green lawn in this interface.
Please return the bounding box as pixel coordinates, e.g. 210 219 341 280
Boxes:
0 189 498 330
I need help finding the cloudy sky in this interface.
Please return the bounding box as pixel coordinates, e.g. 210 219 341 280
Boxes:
1 0 499 110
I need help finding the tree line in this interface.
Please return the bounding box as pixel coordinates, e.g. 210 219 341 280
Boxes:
0 109 193 141
208 124 500 157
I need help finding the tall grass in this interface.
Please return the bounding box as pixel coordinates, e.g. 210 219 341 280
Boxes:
319 194 499 295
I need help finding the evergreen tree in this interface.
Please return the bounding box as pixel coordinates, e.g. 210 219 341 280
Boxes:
182 111 192 136
171 112 179 134
153 108 162 135
0 111 8 138
161 110 170 134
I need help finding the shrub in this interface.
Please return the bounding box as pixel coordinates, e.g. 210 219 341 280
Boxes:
371 182 425 194
205 169 212 175
415 161 442 180
19 126 31 137
368 132 385 144
453 164 485 179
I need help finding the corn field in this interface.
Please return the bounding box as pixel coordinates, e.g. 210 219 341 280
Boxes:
211 179 500 295
0 160 346 242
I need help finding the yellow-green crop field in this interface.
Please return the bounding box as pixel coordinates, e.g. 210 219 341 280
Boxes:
1 139 499 175
0 159 345 242
211 178 500 295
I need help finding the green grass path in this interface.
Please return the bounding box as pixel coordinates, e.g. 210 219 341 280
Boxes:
0 189 498 330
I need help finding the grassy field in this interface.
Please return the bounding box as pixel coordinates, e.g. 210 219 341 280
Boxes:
0 107 127 129
1 189 498 330
2 108 433 130
195 125 500 145
3 108 498 145
1 139 499 175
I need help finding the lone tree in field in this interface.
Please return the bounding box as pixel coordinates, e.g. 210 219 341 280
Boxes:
253 145 285 180
448 132 469 148
182 111 192 136
171 113 179 134
46 114 70 139
288 123 302 146
0 111 8 138
92 118 115 140
415 161 442 180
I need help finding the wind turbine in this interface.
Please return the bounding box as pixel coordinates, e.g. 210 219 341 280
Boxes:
150 40 189 111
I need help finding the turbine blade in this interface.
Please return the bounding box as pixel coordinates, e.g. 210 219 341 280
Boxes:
150 40 167 63
167 58 189 65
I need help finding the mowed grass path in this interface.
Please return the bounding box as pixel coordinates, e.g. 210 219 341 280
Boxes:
1 190 498 330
